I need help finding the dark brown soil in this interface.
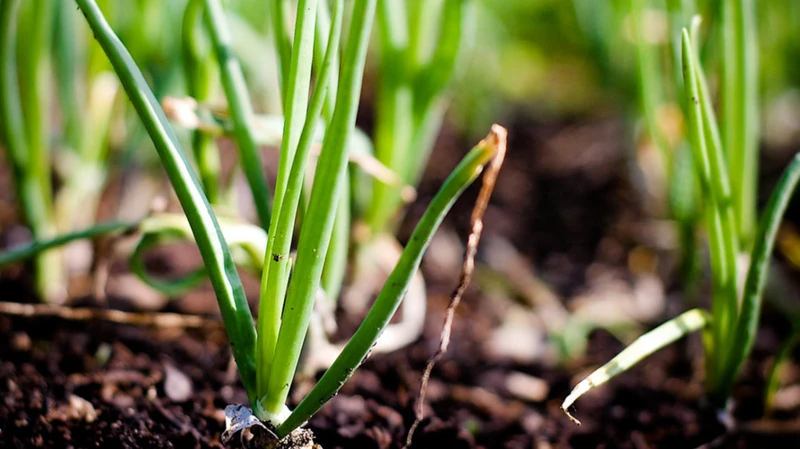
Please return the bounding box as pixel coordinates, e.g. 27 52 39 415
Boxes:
2 290 798 449
2 113 800 448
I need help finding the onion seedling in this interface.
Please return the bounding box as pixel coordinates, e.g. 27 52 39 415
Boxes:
563 24 800 422
74 0 503 444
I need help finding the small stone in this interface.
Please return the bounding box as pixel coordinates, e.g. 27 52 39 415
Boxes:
68 395 98 423
46 395 97 423
164 364 193 403
505 371 549 402
773 384 800 411
11 332 31 352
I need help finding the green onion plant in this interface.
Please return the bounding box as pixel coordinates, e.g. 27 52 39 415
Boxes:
573 0 760 290
562 18 800 422
70 0 501 443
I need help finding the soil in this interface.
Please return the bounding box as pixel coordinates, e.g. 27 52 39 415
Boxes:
2 112 800 448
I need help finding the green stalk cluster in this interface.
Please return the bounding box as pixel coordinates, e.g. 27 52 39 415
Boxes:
73 0 499 441
575 0 760 292
365 0 471 236
0 0 63 303
563 18 800 421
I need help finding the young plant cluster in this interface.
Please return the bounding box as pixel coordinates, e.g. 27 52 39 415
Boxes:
564 0 800 422
1 0 501 444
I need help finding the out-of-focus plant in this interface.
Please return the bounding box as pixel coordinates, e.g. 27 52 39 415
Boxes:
320 0 476 357
573 0 705 285
0 0 63 302
0 0 226 303
562 23 800 422
717 0 759 248
363 0 470 235
570 0 765 290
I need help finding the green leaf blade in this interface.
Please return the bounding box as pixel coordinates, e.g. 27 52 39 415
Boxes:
562 308 710 424
278 135 497 437
259 0 378 420
75 0 259 403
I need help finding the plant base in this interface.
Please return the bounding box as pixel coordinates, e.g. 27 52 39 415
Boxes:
223 404 319 449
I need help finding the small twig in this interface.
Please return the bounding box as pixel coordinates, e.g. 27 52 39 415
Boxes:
738 418 800 435
0 301 223 329
68 369 163 387
405 125 507 448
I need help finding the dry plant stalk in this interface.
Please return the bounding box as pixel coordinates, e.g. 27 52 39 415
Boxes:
0 300 223 329
405 124 507 448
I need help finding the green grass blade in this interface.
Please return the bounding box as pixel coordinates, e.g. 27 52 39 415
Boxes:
721 0 759 246
314 0 339 118
376 0 409 56
270 0 318 207
0 0 28 170
694 25 741 382
259 0 377 421
75 0 259 403
203 0 272 228
321 183 349 303
316 0 347 306
54 0 82 150
562 308 710 424
666 0 696 93
270 0 291 100
0 221 135 267
723 153 800 395
406 0 430 69
763 327 800 413
182 0 221 203
681 29 739 393
17 0 54 165
278 134 498 437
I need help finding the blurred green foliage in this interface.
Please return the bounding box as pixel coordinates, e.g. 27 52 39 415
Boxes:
50 1 800 147
453 0 799 136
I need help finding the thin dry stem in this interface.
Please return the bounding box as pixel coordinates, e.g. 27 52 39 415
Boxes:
405 124 507 448
0 300 223 329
